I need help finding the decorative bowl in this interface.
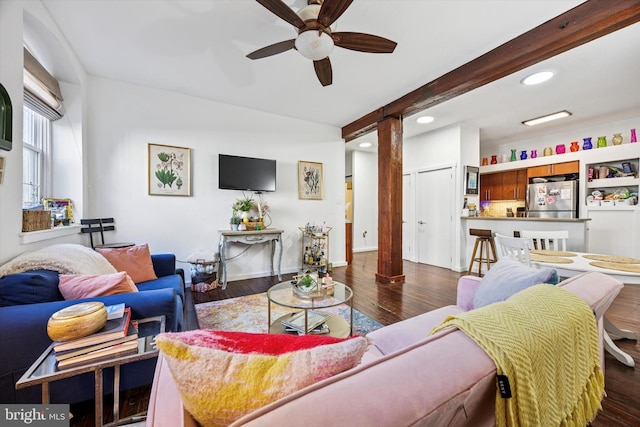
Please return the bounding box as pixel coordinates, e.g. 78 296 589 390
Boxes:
47 301 108 342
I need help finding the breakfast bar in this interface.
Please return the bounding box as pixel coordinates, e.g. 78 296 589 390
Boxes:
461 217 591 270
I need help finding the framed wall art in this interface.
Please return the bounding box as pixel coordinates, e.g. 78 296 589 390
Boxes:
298 161 323 200
148 143 191 196
464 165 479 195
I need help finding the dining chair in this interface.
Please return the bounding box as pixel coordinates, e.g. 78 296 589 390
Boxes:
494 233 532 266
519 230 569 251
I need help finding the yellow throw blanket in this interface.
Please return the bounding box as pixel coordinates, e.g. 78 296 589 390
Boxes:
431 284 604 427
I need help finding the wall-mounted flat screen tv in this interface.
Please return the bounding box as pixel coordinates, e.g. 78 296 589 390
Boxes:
219 154 276 192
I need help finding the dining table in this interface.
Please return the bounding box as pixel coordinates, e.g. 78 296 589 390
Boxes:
530 249 639 368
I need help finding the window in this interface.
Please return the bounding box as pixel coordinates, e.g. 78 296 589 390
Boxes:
22 106 50 206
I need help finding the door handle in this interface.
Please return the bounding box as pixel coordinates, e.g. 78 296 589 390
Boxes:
418 221 426 224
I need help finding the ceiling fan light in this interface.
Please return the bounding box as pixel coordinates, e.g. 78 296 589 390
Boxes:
297 4 337 31
295 30 334 61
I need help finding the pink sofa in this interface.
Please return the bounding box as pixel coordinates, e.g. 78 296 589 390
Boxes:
147 272 622 427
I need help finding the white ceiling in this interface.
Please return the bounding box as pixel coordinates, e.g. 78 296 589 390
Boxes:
31 1 640 153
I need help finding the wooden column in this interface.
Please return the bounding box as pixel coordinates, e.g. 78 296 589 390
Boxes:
376 115 404 283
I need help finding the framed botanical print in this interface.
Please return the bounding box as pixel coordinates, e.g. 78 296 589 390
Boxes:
148 143 191 196
298 161 323 200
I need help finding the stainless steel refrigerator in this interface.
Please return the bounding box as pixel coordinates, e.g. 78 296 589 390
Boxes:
526 180 578 218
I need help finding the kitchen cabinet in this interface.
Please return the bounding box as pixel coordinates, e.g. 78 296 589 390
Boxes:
527 160 579 179
480 169 527 200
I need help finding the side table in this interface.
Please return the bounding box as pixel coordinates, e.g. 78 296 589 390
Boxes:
16 316 165 427
218 229 283 289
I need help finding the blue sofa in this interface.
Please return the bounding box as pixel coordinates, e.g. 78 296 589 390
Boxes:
0 253 184 405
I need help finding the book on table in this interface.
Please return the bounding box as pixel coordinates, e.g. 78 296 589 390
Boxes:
54 323 138 362
56 339 139 369
106 303 126 320
53 307 132 352
281 311 330 334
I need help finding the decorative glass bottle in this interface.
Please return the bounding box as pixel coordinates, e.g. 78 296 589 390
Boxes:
530 149 537 159
612 133 623 145
490 155 497 164
555 144 566 154
597 136 607 148
520 150 527 160
583 137 592 150
570 141 579 152
631 129 637 143
510 149 517 162
543 147 553 156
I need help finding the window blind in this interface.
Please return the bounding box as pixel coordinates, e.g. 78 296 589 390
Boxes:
23 48 63 121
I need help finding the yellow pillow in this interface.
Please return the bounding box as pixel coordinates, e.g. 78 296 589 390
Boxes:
96 244 157 284
58 272 138 300
155 330 368 427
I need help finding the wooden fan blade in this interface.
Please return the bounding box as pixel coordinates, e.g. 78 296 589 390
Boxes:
317 0 353 28
256 0 305 29
332 32 397 53
246 39 296 59
313 58 332 86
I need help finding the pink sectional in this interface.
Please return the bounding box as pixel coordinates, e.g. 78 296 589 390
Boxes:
147 271 622 427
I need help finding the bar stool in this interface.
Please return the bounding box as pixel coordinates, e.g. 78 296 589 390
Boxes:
467 228 498 276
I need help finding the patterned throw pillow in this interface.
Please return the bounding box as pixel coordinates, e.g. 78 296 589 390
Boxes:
155 330 368 427
95 244 157 284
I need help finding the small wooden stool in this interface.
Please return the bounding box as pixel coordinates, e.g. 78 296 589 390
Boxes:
467 228 498 276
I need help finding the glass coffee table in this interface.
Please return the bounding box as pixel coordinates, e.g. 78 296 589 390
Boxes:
16 316 165 427
267 281 353 338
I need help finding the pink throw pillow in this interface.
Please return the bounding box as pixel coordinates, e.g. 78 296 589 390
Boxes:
58 271 138 300
155 330 368 426
95 244 157 284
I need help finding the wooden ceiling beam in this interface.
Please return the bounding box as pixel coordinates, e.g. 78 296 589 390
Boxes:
341 0 640 142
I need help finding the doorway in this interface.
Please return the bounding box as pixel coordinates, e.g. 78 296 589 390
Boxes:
416 166 453 268
402 173 413 260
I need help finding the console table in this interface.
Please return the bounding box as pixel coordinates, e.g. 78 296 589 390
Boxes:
218 229 283 289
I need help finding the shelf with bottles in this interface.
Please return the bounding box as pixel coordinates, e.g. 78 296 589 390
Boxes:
584 156 638 210
299 223 332 271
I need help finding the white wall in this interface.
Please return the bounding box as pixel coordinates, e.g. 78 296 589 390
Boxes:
352 151 377 252
0 1 88 263
0 1 347 284
402 124 480 271
86 76 346 281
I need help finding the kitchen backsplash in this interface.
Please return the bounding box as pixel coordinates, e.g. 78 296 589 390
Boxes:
480 200 526 217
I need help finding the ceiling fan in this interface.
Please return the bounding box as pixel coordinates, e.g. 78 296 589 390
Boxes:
247 0 397 86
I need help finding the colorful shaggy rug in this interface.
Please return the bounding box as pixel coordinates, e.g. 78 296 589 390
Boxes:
195 292 383 336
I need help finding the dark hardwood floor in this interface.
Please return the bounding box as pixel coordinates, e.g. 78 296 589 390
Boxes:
72 251 639 426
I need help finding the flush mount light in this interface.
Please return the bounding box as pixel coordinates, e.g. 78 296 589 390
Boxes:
359 142 372 148
416 115 434 124
521 70 555 86
522 110 571 126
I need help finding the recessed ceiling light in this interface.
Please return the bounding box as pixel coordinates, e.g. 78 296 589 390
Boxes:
416 115 434 124
521 70 555 86
359 142 372 148
522 110 571 126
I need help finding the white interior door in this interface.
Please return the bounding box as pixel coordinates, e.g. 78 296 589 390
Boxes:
417 167 453 268
402 173 413 260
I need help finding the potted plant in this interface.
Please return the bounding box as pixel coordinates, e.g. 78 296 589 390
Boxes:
232 195 254 220
230 213 241 231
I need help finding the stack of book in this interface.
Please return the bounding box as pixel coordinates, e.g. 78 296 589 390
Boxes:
281 311 330 335
53 303 139 369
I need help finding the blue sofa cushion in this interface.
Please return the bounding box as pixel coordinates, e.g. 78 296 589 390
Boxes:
472 258 559 309
0 270 62 307
137 274 184 304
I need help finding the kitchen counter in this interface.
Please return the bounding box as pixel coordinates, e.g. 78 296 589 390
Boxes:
461 217 590 272
461 216 591 223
